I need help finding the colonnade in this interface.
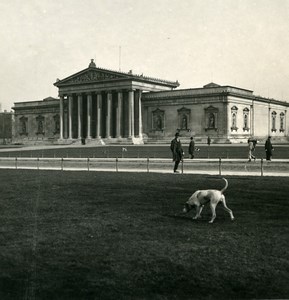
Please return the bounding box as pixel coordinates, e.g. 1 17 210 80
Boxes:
59 89 143 141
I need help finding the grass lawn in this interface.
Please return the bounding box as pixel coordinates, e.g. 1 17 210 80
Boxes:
0 170 289 299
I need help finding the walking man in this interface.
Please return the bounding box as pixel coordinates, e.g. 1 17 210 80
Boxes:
265 136 274 161
207 136 211 146
248 137 256 162
188 136 195 159
170 132 184 173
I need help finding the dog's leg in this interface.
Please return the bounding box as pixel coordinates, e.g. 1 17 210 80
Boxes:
209 202 217 223
198 205 204 218
221 197 235 221
193 205 202 219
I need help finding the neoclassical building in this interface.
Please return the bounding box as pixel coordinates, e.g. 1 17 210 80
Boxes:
12 60 289 144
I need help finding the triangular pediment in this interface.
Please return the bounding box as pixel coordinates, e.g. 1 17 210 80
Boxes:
54 61 180 89
203 82 221 88
55 68 130 86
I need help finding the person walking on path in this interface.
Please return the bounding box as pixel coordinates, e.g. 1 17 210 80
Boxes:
207 136 211 146
188 137 195 159
170 132 184 173
265 136 274 161
248 137 256 162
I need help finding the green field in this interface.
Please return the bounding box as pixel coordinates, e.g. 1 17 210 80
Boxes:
1 170 289 299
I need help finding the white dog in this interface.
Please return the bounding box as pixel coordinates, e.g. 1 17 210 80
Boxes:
183 178 234 223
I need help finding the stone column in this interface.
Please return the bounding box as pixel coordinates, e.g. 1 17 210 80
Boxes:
116 91 123 138
96 93 102 138
138 90 143 138
128 90 134 138
59 95 64 139
268 104 271 136
87 93 92 139
68 95 73 139
77 94 83 139
106 91 112 138
250 103 254 136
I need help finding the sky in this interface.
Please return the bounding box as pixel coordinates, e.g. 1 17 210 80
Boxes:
0 0 289 111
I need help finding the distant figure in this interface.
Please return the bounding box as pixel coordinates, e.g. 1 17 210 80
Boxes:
248 138 256 162
188 137 195 159
265 136 274 161
207 136 211 146
170 132 184 173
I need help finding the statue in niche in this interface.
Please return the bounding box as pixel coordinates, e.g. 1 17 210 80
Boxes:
244 114 248 128
280 116 284 130
55 119 60 133
232 113 237 128
21 120 26 134
156 115 162 130
209 113 215 128
38 120 43 133
272 116 276 131
181 115 187 129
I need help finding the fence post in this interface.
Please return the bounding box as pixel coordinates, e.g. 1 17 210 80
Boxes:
219 157 222 175
87 157 90 171
261 158 263 176
15 157 18 169
116 157 118 172
147 157 149 173
181 159 184 174
37 157 39 170
61 158 64 171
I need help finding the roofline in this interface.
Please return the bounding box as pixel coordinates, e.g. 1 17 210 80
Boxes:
142 86 289 106
143 85 253 95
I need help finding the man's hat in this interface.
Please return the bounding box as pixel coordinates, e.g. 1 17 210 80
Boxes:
175 132 180 137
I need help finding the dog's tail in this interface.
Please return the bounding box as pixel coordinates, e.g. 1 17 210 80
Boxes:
220 178 228 194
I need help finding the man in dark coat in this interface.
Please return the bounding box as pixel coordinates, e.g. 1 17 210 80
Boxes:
188 137 195 159
170 132 184 173
207 136 211 146
265 136 274 161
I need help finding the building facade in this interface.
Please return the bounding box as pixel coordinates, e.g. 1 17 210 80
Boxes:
12 60 289 144
0 111 13 145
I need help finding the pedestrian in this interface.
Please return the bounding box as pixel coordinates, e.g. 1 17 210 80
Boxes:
248 138 256 162
188 137 195 159
265 136 274 161
207 136 211 146
170 132 184 173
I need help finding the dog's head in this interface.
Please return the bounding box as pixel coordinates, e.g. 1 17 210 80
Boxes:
183 202 193 213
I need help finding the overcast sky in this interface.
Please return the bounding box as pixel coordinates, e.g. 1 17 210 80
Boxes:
0 0 289 111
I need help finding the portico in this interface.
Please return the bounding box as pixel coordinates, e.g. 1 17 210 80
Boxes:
55 60 179 144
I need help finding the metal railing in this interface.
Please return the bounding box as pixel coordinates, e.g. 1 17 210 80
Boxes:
0 157 288 176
